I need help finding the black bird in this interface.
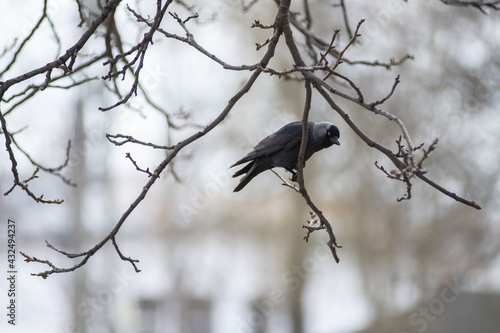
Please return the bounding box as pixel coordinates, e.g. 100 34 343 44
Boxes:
231 121 340 192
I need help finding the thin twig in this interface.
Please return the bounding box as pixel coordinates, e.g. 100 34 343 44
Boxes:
112 237 141 272
323 19 365 80
316 30 340 66
345 54 414 69
370 75 401 107
125 152 154 177
10 135 75 186
271 169 300 192
417 173 482 209
106 133 174 149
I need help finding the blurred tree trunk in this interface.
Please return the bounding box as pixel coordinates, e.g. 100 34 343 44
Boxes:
285 193 308 333
70 97 88 333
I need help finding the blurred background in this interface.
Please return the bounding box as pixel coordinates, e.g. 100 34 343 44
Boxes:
1 0 499 332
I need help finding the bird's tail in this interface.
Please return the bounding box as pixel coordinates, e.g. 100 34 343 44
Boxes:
232 161 259 192
231 161 253 178
233 173 257 192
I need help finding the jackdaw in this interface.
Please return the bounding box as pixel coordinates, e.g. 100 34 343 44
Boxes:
231 121 340 192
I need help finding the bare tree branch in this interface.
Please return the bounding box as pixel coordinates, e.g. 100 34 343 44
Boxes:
20 1 290 277
1 0 122 202
288 13 413 70
128 5 260 71
337 0 354 39
441 0 500 13
281 4 342 261
10 135 75 187
1 0 49 75
3 0 484 278
99 0 172 111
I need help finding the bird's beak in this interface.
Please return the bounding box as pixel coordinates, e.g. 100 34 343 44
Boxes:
331 137 340 146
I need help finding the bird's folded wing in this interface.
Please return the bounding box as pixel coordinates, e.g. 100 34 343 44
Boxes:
231 130 302 167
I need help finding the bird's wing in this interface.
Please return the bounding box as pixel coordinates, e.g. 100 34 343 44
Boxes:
231 122 303 167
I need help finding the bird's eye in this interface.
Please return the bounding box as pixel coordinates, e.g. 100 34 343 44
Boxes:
327 131 331 136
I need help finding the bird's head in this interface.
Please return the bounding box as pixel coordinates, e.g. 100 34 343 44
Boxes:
315 122 340 147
